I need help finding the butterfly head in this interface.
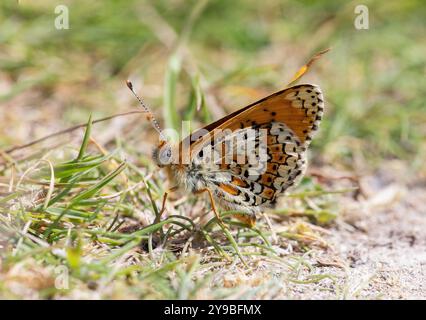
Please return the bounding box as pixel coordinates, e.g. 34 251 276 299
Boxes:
152 140 174 167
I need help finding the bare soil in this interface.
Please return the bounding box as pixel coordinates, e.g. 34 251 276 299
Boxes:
284 162 426 299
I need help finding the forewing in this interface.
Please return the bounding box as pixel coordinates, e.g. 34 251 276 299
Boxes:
188 84 324 155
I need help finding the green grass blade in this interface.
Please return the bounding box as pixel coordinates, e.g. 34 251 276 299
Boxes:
76 114 93 161
69 162 127 206
163 54 181 132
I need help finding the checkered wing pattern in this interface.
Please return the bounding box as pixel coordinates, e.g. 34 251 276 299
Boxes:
186 84 325 214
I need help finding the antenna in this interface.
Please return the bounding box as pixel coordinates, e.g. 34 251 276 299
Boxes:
126 80 166 141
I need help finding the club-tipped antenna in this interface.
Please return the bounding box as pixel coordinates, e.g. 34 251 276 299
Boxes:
126 80 166 141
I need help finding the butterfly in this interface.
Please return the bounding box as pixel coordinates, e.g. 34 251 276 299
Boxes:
127 49 328 226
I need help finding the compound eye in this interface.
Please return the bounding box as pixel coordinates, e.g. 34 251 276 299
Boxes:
160 147 172 165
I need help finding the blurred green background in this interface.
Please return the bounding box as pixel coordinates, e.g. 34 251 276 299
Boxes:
1 0 425 172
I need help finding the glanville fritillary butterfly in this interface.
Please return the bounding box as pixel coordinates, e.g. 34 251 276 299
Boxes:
127 49 329 226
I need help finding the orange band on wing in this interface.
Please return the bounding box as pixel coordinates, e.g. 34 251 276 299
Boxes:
231 177 248 187
219 183 240 196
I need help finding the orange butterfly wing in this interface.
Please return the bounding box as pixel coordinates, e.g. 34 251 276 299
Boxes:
188 84 324 154
176 84 325 215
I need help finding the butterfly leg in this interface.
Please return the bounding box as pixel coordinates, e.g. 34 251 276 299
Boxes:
195 188 224 224
159 185 179 216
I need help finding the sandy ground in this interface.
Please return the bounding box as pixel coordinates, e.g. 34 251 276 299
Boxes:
283 163 426 299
